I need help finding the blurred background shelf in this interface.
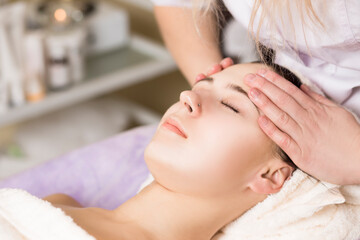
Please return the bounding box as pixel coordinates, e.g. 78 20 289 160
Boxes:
118 0 152 11
0 0 189 180
0 34 176 128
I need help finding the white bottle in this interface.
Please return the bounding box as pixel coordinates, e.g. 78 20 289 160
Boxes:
46 36 71 90
0 78 9 113
0 10 9 113
9 2 26 71
66 28 86 84
0 4 25 107
8 72 25 107
9 2 28 106
25 74 45 102
24 31 46 102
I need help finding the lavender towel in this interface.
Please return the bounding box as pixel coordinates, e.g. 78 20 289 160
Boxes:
0 125 157 210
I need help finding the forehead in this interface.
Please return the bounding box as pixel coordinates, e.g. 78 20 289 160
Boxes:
208 63 270 116
211 63 268 91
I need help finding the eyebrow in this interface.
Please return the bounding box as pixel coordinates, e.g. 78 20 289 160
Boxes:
195 77 259 113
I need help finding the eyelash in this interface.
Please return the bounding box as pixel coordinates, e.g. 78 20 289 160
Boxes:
221 100 239 113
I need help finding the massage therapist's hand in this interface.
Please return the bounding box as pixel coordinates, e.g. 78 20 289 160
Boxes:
195 57 234 82
243 69 360 185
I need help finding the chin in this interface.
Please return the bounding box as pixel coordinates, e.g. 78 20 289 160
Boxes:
144 140 181 189
144 140 167 173
144 142 155 167
144 143 167 186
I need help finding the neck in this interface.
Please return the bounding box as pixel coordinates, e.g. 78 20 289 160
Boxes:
113 181 264 240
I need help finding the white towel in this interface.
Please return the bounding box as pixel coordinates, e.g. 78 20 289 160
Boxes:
138 170 360 239
0 188 95 240
215 170 360 240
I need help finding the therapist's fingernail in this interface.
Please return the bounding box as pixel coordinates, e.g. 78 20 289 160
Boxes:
257 69 267 76
250 88 260 99
259 116 269 126
207 65 217 75
301 84 310 92
221 57 234 66
196 73 206 81
245 74 256 83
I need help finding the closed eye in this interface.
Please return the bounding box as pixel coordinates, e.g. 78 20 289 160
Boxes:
221 100 239 113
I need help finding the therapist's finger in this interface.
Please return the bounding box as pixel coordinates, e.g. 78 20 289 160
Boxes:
244 73 307 121
301 84 337 106
195 73 207 82
258 115 301 159
220 57 234 69
248 88 302 140
255 69 315 108
207 63 223 76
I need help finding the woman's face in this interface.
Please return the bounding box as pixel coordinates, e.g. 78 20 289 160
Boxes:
145 64 276 197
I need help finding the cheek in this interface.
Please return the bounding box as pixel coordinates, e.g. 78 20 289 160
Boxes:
193 131 257 188
185 118 266 194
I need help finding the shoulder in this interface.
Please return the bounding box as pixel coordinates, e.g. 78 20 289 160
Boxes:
43 193 83 207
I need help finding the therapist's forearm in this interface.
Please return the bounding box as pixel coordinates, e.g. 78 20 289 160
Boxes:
154 6 223 86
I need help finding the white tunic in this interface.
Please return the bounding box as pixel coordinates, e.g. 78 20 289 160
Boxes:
150 0 360 117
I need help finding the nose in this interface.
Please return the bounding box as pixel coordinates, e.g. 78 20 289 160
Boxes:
180 90 201 116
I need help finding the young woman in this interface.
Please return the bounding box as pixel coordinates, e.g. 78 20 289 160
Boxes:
44 62 300 240
150 0 360 185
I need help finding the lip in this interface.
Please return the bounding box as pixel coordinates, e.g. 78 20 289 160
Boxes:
162 117 188 139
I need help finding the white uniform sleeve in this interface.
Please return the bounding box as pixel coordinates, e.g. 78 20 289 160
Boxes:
150 0 192 7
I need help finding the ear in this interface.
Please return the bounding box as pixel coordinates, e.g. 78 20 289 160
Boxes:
248 159 294 195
